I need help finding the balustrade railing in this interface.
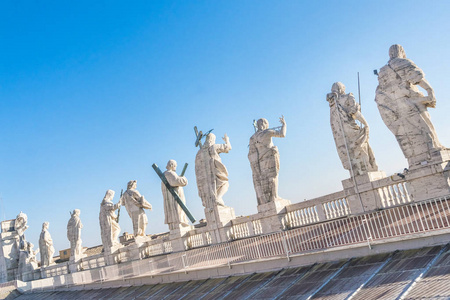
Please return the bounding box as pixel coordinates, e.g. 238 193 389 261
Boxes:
377 181 412 208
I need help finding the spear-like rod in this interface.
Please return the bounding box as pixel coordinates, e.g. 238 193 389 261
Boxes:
117 189 123 223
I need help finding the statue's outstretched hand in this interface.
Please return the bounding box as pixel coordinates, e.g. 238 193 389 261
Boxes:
222 133 229 142
279 115 286 125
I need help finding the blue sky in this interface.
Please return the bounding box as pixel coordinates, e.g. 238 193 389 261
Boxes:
1 1 450 256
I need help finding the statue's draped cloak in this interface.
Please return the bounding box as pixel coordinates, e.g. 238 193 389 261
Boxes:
162 170 188 225
330 92 378 174
195 143 230 208
99 200 121 249
375 57 443 158
39 229 54 266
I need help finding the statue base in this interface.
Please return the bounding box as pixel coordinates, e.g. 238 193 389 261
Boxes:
342 171 387 213
407 149 450 171
103 244 124 265
205 205 236 244
257 198 291 234
406 157 450 202
169 224 194 252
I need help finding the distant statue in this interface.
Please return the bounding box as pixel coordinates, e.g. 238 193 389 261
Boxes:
327 82 378 176
39 222 55 267
99 190 122 251
375 44 445 165
14 212 28 250
121 180 152 236
162 160 189 230
195 133 232 208
248 116 286 205
67 209 84 261
18 242 39 277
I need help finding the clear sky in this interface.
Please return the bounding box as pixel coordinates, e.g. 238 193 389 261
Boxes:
1 1 450 257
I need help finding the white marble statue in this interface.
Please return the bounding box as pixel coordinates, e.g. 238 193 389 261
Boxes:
162 160 189 230
14 212 28 250
39 222 55 267
375 44 445 166
99 190 122 251
327 82 378 176
18 242 38 277
67 209 84 261
121 180 152 236
195 133 232 208
248 116 286 205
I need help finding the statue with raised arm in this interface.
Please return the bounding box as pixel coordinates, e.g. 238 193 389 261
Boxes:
67 209 84 261
14 212 28 250
248 116 286 205
195 133 232 208
39 222 55 267
375 44 445 166
99 190 122 251
162 160 189 230
121 180 152 236
327 82 378 176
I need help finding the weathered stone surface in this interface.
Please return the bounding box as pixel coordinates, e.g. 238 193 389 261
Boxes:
67 209 85 262
327 82 378 176
195 133 232 208
248 116 287 205
14 212 28 251
375 44 446 169
99 190 121 252
121 180 152 237
18 242 38 279
162 160 190 231
38 222 54 267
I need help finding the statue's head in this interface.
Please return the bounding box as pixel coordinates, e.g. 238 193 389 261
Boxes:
389 44 406 59
204 133 216 147
166 159 177 171
42 222 49 230
331 82 345 95
16 211 27 223
73 209 80 217
103 189 115 202
127 180 137 190
257 118 269 131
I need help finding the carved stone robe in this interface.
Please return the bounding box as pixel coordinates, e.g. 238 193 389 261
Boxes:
376 57 443 161
67 215 83 259
162 170 188 227
99 200 121 250
39 228 55 267
248 128 284 205
329 92 378 175
195 143 231 208
122 189 151 236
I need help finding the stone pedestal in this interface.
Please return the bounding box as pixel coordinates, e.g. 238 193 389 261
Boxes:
204 205 235 244
169 224 194 252
257 198 291 234
342 171 387 213
407 149 450 171
128 236 151 260
406 155 450 202
104 244 123 265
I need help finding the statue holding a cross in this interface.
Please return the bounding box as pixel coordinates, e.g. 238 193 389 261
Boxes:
161 160 190 231
195 129 232 208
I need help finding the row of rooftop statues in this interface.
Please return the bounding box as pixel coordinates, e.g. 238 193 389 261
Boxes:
10 44 447 274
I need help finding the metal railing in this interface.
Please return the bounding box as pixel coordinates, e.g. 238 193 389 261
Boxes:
23 195 450 292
